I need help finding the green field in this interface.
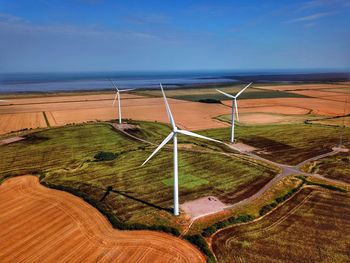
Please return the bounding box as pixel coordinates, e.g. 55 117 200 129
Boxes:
172 91 308 102
200 123 350 165
135 85 308 102
212 188 350 262
0 121 276 229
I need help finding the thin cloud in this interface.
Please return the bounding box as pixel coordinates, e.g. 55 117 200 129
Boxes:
0 12 174 42
300 0 350 10
122 14 169 25
78 0 104 4
286 11 337 23
0 13 26 23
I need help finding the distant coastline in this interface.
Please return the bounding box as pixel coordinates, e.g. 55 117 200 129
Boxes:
0 70 349 94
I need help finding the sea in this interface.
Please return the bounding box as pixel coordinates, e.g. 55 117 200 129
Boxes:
0 70 348 93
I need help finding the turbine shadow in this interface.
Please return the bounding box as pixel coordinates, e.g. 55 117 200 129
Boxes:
110 188 173 213
100 186 113 202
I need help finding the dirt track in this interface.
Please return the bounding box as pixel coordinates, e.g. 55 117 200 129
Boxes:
0 176 205 263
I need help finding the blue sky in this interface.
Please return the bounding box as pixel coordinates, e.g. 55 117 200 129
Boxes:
0 0 349 72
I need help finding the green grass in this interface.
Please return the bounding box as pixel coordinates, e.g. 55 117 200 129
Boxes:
200 123 350 165
0 122 276 230
162 173 209 189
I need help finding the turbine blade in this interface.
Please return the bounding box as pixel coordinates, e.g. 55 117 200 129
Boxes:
216 89 235 99
177 130 222 144
160 83 176 129
142 132 174 166
110 79 119 92
236 82 252 97
234 99 239 122
112 92 118 106
119 88 136 92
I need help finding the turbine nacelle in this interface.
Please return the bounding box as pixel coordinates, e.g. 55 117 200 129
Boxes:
216 82 253 143
109 80 135 124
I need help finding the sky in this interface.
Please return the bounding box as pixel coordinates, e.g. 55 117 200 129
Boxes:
0 0 349 73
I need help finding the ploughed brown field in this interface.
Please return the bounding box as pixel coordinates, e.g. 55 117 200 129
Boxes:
0 176 204 263
0 82 349 135
212 188 350 263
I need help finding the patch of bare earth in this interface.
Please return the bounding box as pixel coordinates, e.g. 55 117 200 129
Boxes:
232 143 258 152
0 136 25 145
181 196 228 219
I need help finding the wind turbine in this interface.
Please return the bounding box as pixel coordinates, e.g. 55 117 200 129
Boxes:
141 84 222 216
110 80 134 124
216 82 252 143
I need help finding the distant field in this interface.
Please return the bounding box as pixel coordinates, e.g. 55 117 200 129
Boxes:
212 188 350 262
309 116 350 127
0 122 276 229
172 91 308 102
302 153 350 184
217 113 321 125
135 86 308 102
200 124 350 165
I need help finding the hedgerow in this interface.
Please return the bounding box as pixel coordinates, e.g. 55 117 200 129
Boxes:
184 234 216 263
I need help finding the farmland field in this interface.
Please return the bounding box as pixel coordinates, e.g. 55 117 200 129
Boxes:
0 121 277 229
217 113 321 125
172 91 307 102
310 116 350 127
0 112 47 135
302 153 350 184
0 176 205 263
200 123 350 165
212 188 350 263
135 85 308 102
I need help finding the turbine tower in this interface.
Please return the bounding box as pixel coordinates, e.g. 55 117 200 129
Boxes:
110 80 134 124
216 82 252 143
142 84 221 216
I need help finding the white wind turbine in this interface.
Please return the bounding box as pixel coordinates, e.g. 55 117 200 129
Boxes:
110 80 135 124
142 84 222 216
216 83 252 143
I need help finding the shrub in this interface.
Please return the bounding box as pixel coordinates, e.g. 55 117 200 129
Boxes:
198 98 221 104
184 235 216 263
94 151 117 161
202 214 254 237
